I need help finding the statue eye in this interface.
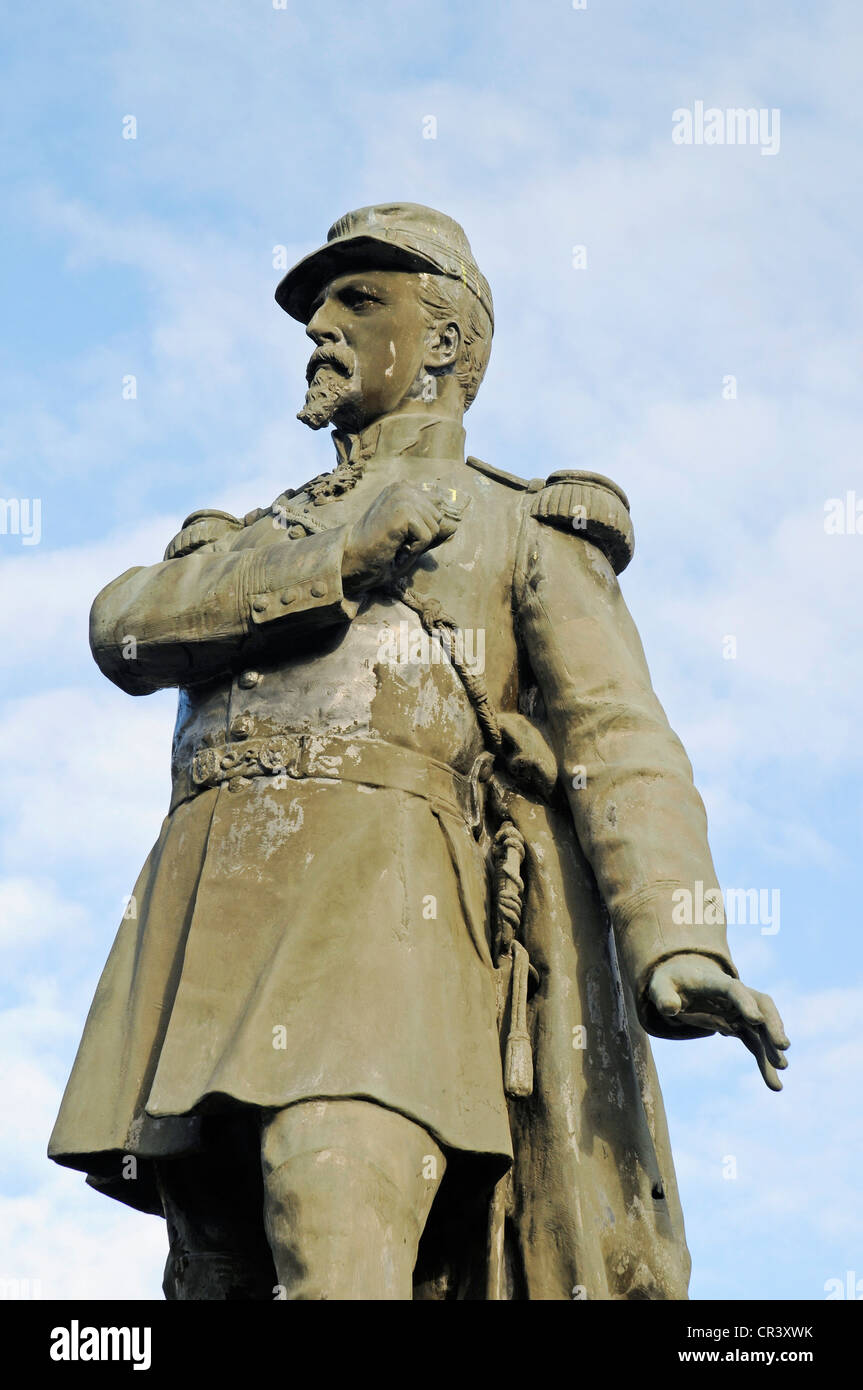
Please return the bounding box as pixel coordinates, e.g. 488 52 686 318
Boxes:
340 286 381 310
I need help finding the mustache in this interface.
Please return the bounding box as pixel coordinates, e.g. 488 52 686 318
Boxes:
305 344 355 384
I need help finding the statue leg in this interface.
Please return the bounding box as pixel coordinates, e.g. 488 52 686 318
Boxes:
157 1112 277 1301
260 1098 446 1300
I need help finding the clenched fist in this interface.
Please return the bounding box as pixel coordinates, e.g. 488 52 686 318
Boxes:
342 482 463 591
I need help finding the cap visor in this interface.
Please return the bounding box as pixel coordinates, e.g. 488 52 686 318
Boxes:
275 234 439 322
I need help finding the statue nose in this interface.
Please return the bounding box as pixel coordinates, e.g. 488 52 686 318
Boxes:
305 302 344 344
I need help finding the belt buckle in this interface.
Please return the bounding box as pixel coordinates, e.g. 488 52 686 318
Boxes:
258 734 301 777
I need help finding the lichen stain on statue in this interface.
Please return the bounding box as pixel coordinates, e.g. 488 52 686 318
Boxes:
232 791 306 870
48 202 789 1301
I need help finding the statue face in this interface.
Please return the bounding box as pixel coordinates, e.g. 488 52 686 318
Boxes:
298 269 431 431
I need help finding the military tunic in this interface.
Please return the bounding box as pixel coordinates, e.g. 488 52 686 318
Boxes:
49 412 735 1298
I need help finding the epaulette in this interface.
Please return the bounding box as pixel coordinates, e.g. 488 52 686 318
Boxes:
465 455 543 492
529 469 634 574
178 506 267 530
179 507 244 530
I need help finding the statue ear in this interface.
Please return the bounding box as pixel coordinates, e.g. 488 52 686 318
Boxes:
425 320 460 370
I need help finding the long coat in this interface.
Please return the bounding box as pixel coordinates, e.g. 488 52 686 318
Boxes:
49 413 735 1299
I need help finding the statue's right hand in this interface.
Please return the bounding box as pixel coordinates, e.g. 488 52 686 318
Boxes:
342 482 459 590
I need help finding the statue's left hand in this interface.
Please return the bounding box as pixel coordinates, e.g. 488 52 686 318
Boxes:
647 953 790 1090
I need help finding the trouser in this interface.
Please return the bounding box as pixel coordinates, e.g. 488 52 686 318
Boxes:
158 1099 446 1301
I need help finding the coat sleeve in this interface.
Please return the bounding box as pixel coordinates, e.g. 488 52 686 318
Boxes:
514 493 737 1037
90 523 359 695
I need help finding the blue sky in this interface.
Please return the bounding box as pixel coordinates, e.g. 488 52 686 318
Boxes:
1 0 861 1299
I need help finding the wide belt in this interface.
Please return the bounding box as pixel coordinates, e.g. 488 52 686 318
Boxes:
170 730 476 823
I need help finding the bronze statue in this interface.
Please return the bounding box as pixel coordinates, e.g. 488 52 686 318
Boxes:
49 203 789 1299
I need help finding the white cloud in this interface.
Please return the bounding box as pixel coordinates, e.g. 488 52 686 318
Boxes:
0 878 88 949
0 1180 165 1301
0 984 165 1299
0 687 171 874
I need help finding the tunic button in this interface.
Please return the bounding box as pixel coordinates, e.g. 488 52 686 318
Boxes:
230 714 252 740
252 598 268 614
238 670 261 689
310 582 326 598
280 590 297 606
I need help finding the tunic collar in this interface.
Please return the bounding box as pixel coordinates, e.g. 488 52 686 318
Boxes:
332 413 466 465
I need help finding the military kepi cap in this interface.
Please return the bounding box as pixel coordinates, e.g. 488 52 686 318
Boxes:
275 202 494 329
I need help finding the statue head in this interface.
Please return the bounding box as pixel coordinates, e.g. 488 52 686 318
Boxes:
275 203 493 433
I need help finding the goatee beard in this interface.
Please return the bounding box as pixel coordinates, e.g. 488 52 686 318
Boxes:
298 365 362 431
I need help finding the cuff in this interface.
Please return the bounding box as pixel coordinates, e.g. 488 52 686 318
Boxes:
613 881 738 1038
243 526 360 631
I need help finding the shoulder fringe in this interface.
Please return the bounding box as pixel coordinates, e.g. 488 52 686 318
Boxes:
530 470 634 574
